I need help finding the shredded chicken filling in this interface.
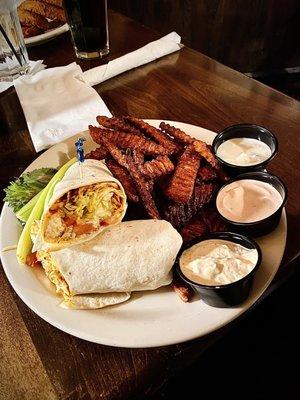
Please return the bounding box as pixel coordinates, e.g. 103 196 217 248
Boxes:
44 182 123 242
37 250 70 299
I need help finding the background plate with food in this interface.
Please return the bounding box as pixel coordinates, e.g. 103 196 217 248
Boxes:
18 0 68 46
24 23 68 46
0 120 287 348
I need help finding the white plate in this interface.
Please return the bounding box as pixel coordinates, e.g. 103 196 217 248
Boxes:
0 120 287 348
24 23 69 47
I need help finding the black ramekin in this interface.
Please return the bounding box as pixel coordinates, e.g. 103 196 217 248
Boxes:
175 232 262 308
212 123 278 175
216 171 287 237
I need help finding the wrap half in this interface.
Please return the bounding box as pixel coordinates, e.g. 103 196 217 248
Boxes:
40 159 127 250
37 220 182 309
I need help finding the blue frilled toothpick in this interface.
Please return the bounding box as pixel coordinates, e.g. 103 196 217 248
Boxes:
75 137 86 179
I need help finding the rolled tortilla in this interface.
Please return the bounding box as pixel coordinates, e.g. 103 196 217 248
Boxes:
60 292 131 310
40 159 127 250
37 220 182 309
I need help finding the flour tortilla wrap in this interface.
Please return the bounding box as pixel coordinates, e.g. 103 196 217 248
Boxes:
39 220 182 305
60 292 131 310
40 159 127 250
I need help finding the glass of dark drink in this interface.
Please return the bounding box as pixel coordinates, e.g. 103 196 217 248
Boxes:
63 0 109 59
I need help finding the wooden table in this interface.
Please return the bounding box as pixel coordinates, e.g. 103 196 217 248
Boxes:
0 10 299 400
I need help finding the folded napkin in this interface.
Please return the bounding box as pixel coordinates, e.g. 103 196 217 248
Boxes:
14 62 111 152
83 32 183 86
0 60 45 93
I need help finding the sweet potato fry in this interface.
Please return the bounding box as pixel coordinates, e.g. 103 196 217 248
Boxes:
87 118 228 233
140 156 174 179
165 145 201 204
96 116 143 136
106 159 139 203
19 1 66 22
95 134 127 166
132 150 145 165
99 136 160 219
125 117 179 154
86 146 109 161
89 126 169 156
192 140 218 169
159 121 193 145
18 9 50 30
164 183 216 228
197 164 217 181
21 25 42 38
180 214 207 243
171 275 193 302
125 156 160 219
200 206 228 233
216 169 230 182
160 121 220 169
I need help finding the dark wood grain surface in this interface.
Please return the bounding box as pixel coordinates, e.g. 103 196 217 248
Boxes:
110 0 300 73
0 10 300 400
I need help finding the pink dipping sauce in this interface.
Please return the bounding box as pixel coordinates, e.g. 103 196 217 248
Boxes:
216 179 283 223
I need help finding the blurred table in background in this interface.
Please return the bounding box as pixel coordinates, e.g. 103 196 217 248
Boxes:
0 9 300 400
110 0 300 74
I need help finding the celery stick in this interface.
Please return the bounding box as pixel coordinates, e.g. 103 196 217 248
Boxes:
16 191 43 222
17 187 49 264
17 158 76 265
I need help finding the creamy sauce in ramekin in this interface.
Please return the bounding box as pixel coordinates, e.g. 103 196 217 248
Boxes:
180 239 258 286
216 179 283 223
216 138 272 166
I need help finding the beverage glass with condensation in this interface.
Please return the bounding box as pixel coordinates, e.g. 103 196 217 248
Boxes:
0 0 29 81
63 0 109 59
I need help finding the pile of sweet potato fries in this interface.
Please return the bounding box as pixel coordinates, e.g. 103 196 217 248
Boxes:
87 116 228 301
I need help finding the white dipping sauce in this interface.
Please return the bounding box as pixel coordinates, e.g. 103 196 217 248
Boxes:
216 179 283 223
216 138 272 166
180 239 258 286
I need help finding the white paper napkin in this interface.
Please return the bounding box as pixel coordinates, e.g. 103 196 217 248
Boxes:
14 62 111 152
14 32 182 152
83 32 183 86
0 60 45 93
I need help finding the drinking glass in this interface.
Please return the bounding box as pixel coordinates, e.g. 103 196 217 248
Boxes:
0 0 29 81
63 0 109 59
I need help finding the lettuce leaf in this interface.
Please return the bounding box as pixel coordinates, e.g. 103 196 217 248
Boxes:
4 168 57 213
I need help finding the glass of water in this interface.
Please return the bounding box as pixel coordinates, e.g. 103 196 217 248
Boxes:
0 0 29 81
